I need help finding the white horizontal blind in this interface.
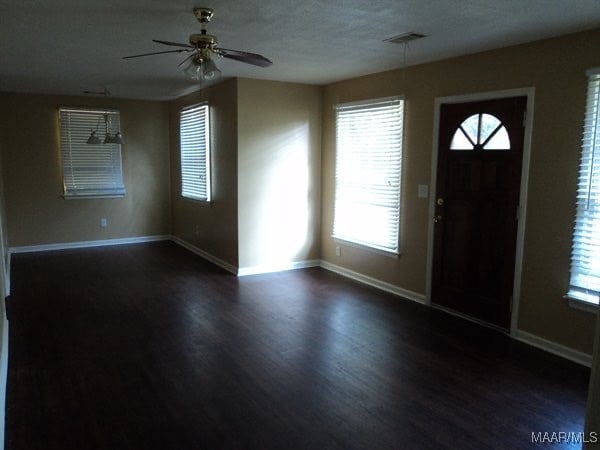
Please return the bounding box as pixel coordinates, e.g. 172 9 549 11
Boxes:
569 69 600 306
59 108 125 198
333 97 404 253
180 103 211 201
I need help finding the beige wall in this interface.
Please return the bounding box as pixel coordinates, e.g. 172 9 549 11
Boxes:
169 79 239 267
237 79 322 269
0 93 171 247
0 141 8 272
321 29 600 354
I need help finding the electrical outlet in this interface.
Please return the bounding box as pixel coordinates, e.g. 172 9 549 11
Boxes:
100 218 108 228
335 246 341 257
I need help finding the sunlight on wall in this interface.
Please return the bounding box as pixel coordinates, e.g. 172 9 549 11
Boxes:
252 123 312 264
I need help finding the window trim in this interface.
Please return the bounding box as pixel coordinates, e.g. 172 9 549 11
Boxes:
332 95 405 255
565 295 599 314
333 236 400 259
179 102 211 203
566 68 600 311
59 107 126 199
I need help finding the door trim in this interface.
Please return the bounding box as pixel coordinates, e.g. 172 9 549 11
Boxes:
425 87 535 336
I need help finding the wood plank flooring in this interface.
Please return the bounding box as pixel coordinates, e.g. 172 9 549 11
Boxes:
5 242 590 449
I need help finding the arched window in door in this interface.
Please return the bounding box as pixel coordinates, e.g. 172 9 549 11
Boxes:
450 113 510 151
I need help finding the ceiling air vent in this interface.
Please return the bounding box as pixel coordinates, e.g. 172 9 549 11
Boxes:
383 32 426 44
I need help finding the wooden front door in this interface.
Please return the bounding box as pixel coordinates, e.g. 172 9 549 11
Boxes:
431 96 527 329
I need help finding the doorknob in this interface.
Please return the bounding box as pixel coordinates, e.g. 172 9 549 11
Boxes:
434 215 443 223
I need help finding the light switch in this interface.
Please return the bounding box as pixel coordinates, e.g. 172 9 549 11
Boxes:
418 184 429 198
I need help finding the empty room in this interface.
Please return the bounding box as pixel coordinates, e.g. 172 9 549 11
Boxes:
0 1 599 449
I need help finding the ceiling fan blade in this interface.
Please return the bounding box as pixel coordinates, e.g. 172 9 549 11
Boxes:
123 49 190 59
178 53 195 68
217 48 272 67
153 39 194 49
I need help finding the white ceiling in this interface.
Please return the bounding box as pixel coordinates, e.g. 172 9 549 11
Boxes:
1 0 599 100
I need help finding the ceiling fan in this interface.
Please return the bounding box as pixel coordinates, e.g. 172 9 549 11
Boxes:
123 7 272 81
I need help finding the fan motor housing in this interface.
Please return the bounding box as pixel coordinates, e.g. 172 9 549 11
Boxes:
189 33 218 49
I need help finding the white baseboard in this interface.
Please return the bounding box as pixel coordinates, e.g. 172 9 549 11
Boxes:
9 235 171 254
513 329 592 367
320 260 426 305
0 312 9 450
172 237 320 277
170 236 238 275
238 260 321 276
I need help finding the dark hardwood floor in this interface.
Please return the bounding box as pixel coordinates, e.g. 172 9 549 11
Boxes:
5 242 590 449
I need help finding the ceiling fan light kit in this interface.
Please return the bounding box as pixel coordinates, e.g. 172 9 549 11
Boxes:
86 115 123 145
123 7 272 83
104 131 123 145
86 131 102 145
183 57 221 81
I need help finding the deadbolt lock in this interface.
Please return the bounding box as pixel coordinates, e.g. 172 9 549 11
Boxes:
436 198 444 206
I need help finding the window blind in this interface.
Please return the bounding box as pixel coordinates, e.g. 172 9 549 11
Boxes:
180 103 211 201
568 69 600 306
59 108 125 198
333 97 404 253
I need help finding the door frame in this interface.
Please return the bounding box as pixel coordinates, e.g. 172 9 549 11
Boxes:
425 87 535 336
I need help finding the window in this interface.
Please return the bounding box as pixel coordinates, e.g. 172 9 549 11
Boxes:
180 103 211 202
59 108 125 198
568 68 600 307
450 113 510 151
333 97 404 254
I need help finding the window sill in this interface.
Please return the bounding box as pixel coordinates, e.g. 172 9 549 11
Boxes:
62 194 125 200
181 196 213 206
564 294 599 314
332 236 400 259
